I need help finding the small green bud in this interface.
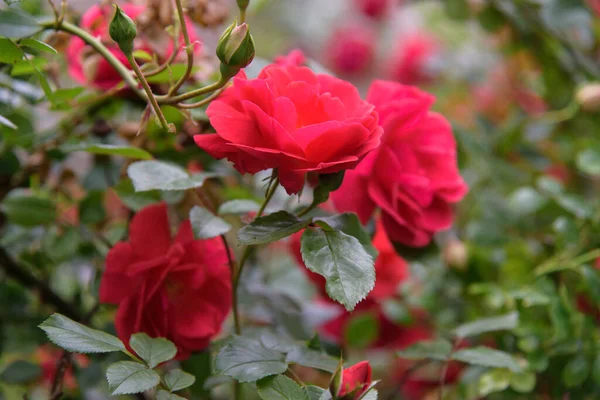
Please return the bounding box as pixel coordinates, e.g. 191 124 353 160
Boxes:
329 359 344 398
216 21 255 73
109 5 137 55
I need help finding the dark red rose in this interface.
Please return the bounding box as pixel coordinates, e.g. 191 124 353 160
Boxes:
331 80 468 247
326 24 376 76
339 361 372 399
99 203 231 359
67 3 201 90
195 64 382 194
389 32 439 85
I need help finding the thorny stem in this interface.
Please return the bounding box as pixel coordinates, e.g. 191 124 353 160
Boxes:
126 54 173 133
168 0 195 96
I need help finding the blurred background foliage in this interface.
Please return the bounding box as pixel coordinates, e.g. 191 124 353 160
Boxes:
3 0 600 399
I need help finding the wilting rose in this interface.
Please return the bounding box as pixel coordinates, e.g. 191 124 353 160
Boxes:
389 33 439 85
338 361 373 399
99 203 231 359
326 24 375 76
67 3 201 90
332 80 468 247
195 64 382 194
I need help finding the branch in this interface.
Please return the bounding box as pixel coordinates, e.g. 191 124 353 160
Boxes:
0 246 84 322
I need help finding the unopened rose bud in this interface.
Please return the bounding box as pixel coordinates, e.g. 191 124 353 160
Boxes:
109 5 138 54
444 240 469 270
216 21 255 76
577 83 600 112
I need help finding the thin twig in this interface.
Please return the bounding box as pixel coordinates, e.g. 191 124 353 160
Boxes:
168 0 195 96
0 246 83 321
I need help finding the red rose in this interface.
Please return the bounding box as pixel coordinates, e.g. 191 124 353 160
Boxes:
354 0 393 19
67 3 201 90
195 64 383 194
389 33 439 85
332 80 468 247
326 24 375 76
338 361 372 399
99 203 231 359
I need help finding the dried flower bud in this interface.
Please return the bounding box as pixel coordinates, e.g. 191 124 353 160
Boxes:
216 21 255 75
576 83 600 112
444 239 469 270
109 5 138 54
187 0 230 27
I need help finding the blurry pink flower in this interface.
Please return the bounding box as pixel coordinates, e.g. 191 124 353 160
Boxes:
354 0 393 20
326 24 376 76
389 32 439 85
274 49 306 67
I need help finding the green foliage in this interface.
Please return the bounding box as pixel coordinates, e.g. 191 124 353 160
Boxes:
214 336 288 382
39 314 126 354
237 211 312 245
452 347 522 373
257 375 309 400
300 226 375 311
0 360 41 384
127 160 218 191
189 206 231 239
164 369 196 392
218 199 260 215
129 333 177 368
61 143 153 160
106 361 160 395
397 339 453 361
0 8 39 38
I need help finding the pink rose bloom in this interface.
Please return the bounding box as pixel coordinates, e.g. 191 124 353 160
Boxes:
389 33 439 85
332 80 468 247
274 49 306 67
326 25 376 76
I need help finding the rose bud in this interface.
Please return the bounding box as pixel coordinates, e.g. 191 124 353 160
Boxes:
109 4 138 54
576 83 600 112
444 239 469 270
216 21 255 76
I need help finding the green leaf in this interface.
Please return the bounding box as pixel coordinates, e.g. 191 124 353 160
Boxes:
359 389 378 400
164 369 196 392
509 371 536 393
11 57 47 76
478 368 511 397
344 313 379 349
39 313 126 354
0 38 24 64
562 355 589 388
452 347 522 372
285 347 338 373
189 206 231 239
61 143 152 160
396 339 453 361
300 227 375 311
157 390 186 400
1 189 56 226
20 38 57 54
114 179 161 211
129 333 177 368
0 360 42 384
0 9 39 39
133 49 154 62
106 361 160 395
79 191 106 225
128 160 218 191
257 375 309 400
214 335 287 382
146 64 200 84
237 211 312 245
0 114 17 130
576 149 600 176
315 213 377 259
307 171 345 211
305 386 327 400
49 87 85 103
452 312 519 338
218 199 260 215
